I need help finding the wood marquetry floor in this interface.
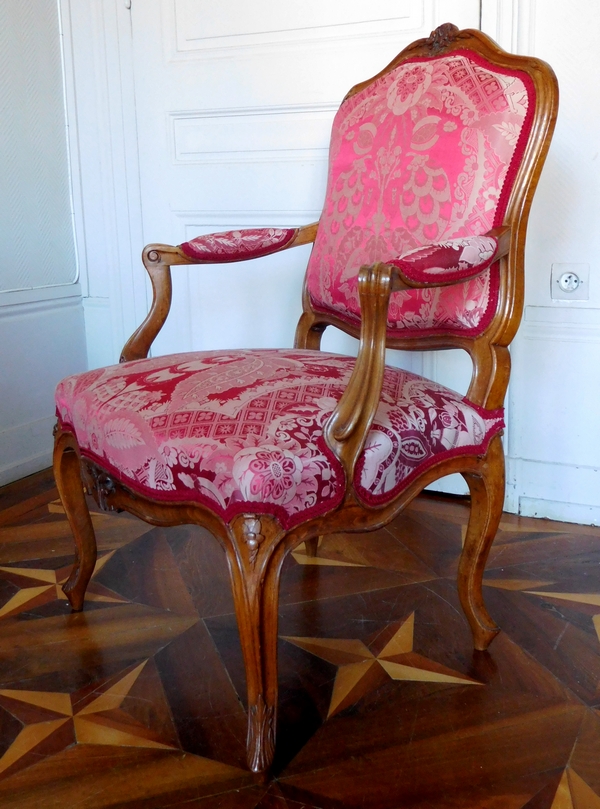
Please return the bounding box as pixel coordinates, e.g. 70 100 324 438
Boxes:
1 470 600 808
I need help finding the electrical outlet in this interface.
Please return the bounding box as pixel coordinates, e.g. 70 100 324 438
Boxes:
550 263 590 301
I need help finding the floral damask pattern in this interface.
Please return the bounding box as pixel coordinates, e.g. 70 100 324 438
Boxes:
56 350 503 528
391 235 499 285
180 228 297 262
306 51 534 337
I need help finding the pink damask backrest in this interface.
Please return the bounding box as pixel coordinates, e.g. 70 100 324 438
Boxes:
305 51 535 338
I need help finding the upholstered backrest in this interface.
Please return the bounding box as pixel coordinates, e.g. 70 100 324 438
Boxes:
305 50 535 339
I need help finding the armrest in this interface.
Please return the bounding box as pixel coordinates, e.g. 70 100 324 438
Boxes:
179 223 318 263
120 222 319 362
322 227 510 482
390 227 510 291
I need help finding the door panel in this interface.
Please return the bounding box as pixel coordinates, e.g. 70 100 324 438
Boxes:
131 0 481 352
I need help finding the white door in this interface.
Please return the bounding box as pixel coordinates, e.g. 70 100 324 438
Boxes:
130 1 481 354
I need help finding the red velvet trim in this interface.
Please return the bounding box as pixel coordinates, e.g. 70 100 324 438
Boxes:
180 227 297 263
58 410 503 525
354 410 505 507
57 416 346 532
389 236 499 286
55 348 505 528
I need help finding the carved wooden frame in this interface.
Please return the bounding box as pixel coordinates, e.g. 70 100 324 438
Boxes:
54 25 558 775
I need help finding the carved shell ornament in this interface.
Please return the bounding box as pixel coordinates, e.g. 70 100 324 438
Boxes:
426 23 460 53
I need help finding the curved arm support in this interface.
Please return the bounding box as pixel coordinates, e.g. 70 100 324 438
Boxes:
120 245 179 362
324 262 393 479
323 228 511 481
120 224 320 363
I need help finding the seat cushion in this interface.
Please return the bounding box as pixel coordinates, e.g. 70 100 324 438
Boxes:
55 350 504 529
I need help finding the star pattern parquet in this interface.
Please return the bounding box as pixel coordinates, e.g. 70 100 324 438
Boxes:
1 470 600 807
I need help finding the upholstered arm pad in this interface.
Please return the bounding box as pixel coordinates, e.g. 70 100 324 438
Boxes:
179 226 306 262
389 227 510 290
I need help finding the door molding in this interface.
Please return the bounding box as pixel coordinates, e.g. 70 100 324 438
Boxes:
481 0 536 53
60 0 147 366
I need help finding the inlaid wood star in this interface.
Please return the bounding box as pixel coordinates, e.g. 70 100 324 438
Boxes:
551 768 600 808
0 660 174 780
523 590 600 645
483 579 555 591
291 537 364 567
0 551 127 618
283 612 481 718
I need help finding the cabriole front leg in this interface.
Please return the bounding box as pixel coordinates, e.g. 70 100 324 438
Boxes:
227 514 285 774
53 431 98 611
459 433 504 650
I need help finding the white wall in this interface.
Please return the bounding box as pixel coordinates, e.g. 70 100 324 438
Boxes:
483 1 600 523
0 0 87 485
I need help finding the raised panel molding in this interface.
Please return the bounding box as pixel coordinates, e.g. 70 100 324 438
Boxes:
61 0 148 358
0 283 82 309
171 104 337 165
481 0 536 54
168 0 422 57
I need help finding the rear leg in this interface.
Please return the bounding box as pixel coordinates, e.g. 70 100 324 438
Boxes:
459 433 504 650
304 536 319 557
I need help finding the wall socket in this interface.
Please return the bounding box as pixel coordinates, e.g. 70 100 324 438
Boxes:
550 263 590 301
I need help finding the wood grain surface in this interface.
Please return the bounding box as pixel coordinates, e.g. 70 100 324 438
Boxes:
1 468 599 807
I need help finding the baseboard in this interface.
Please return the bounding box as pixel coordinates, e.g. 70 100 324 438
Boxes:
506 456 600 525
0 416 55 487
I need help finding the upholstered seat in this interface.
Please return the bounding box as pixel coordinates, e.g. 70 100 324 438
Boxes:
56 349 503 527
53 24 558 774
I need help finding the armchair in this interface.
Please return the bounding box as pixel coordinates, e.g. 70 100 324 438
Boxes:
53 24 558 774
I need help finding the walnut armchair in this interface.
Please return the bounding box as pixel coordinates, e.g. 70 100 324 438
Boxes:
53 24 558 774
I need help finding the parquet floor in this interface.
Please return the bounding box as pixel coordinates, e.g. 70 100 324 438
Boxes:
0 470 599 808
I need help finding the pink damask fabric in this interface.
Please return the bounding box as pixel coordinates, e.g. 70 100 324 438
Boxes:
306 51 534 337
390 234 499 286
180 228 297 262
55 350 503 528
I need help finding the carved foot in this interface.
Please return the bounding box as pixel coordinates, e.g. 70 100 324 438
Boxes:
62 565 88 612
247 694 276 773
470 618 500 652
227 514 285 774
54 434 98 613
459 434 504 651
